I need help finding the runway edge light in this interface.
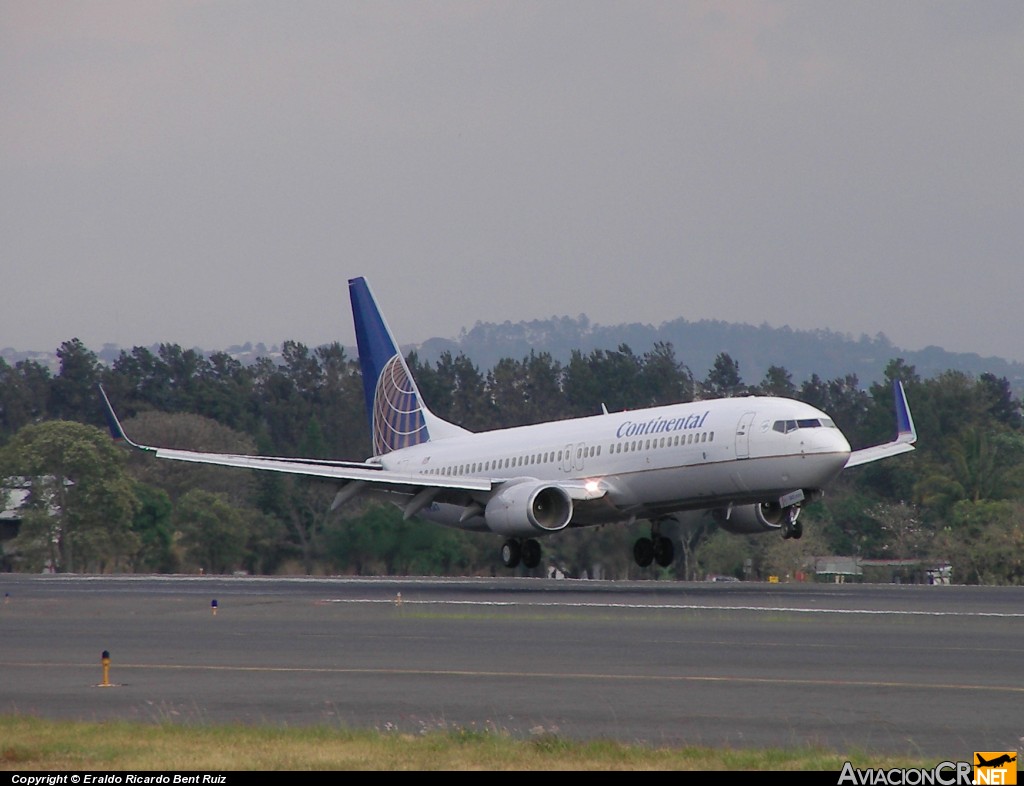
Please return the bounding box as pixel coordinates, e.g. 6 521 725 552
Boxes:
98 650 112 688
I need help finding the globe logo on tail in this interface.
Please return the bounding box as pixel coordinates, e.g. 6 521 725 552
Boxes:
372 355 428 455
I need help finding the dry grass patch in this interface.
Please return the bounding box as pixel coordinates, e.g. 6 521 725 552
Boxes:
0 716 929 771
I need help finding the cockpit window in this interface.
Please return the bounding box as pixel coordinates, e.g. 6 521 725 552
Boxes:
773 417 837 434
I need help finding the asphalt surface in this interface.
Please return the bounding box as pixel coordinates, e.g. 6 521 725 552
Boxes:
1 574 1022 758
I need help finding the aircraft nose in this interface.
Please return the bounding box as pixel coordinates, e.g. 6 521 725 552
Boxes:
828 429 852 466
833 428 852 455
803 426 851 458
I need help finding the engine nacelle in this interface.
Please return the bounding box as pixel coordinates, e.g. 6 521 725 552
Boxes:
484 481 573 537
713 502 794 534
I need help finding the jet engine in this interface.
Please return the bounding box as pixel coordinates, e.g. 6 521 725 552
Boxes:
484 481 573 537
713 502 794 534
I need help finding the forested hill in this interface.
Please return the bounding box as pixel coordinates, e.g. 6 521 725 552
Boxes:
415 315 1024 392
4 314 1022 394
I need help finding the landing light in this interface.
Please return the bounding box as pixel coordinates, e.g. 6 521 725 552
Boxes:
585 480 600 493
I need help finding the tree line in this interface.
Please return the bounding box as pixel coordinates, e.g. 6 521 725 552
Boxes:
1 337 1022 583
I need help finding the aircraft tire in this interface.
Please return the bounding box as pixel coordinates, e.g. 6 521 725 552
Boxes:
633 537 654 568
654 536 675 567
501 539 521 568
522 539 542 569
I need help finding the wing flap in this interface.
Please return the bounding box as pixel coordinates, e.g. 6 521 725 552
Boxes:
147 446 492 490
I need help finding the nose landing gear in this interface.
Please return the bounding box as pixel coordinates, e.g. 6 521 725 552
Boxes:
781 506 803 539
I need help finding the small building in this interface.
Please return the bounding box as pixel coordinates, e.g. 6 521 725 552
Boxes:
0 482 29 571
812 556 863 583
1 477 66 572
809 555 953 584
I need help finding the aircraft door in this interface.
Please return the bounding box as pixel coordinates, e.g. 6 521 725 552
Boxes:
574 442 586 472
735 411 756 459
561 443 574 473
560 443 586 472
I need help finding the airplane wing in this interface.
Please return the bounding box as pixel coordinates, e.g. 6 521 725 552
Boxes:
99 386 493 495
844 380 918 468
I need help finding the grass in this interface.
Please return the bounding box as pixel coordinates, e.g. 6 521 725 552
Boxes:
0 715 932 771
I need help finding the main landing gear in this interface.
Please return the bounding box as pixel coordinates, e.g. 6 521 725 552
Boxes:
502 538 542 569
633 524 675 568
781 506 803 540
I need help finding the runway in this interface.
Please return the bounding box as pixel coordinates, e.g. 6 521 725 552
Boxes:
1 574 1022 758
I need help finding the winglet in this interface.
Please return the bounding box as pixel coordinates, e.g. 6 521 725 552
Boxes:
893 379 916 444
98 385 151 453
844 379 917 468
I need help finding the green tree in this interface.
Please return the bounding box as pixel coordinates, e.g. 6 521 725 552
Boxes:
49 339 102 425
105 345 173 414
759 365 796 398
978 373 1022 429
429 352 491 430
1 421 139 572
564 345 643 415
174 489 248 574
156 344 212 412
0 358 51 442
915 428 1024 516
695 528 755 580
702 353 744 398
118 411 258 504
196 351 254 431
240 506 286 575
936 500 1024 585
639 342 694 407
867 501 931 560
754 521 831 582
406 351 451 421
325 503 400 575
131 482 176 572
486 352 566 428
313 342 369 461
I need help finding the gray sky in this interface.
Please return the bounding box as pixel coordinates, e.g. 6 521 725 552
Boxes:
3 1 1022 362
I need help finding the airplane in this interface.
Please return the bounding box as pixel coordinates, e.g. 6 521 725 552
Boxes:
101 276 917 570
976 754 1016 768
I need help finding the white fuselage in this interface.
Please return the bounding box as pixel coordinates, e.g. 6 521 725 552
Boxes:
377 395 852 531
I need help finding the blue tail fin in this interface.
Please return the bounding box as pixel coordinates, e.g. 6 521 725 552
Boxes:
349 277 467 456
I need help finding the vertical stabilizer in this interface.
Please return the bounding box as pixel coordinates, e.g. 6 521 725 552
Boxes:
349 277 467 456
